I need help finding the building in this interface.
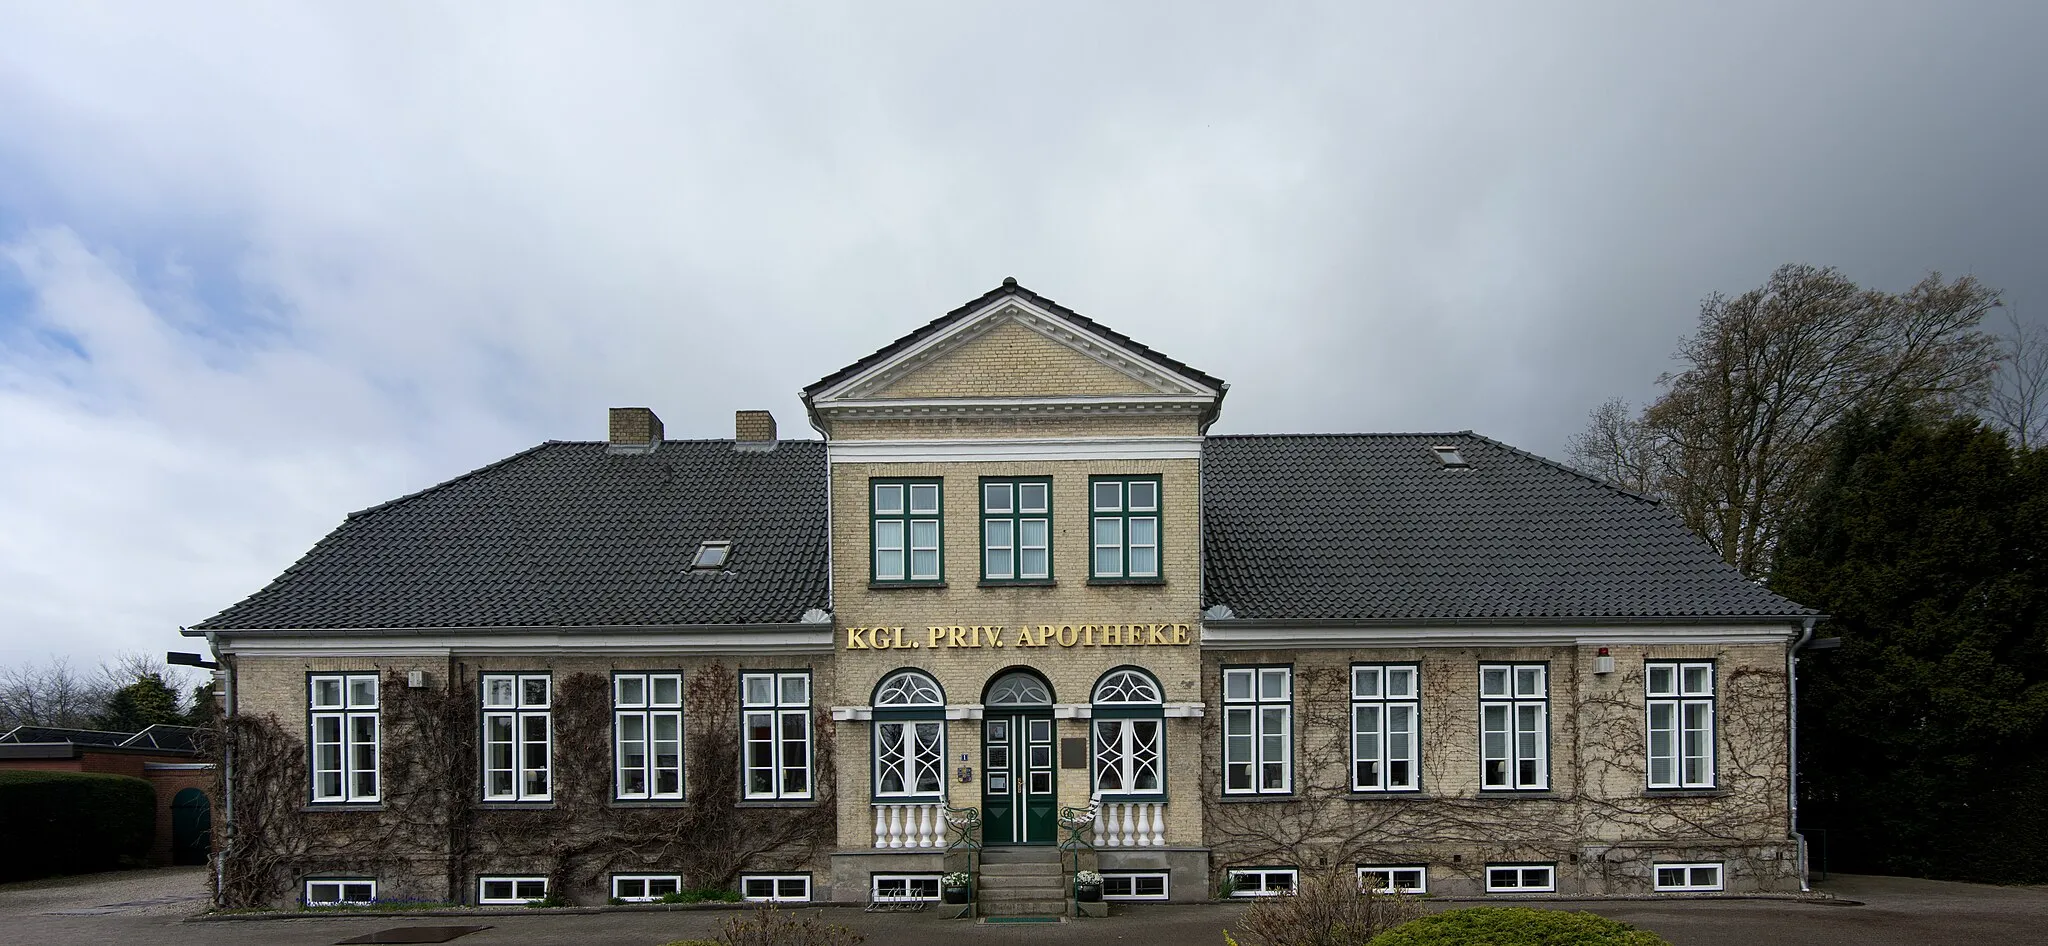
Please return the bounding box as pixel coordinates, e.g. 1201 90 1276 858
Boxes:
186 279 1817 911
0 724 214 866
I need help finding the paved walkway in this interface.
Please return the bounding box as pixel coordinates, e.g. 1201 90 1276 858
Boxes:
3 869 2045 946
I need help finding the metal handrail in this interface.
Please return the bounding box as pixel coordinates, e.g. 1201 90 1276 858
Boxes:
943 802 982 852
1057 793 1102 914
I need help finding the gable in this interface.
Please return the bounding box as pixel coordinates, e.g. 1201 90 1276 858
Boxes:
867 316 1162 399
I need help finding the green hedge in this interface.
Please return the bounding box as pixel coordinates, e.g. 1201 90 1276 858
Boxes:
0 770 156 880
1368 908 1671 946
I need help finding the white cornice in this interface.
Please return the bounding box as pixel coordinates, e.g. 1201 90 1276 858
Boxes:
829 436 1204 464
812 297 1219 403
218 627 835 657
1199 623 1800 650
814 395 1214 421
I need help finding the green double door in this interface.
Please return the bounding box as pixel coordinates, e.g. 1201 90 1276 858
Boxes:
981 711 1056 844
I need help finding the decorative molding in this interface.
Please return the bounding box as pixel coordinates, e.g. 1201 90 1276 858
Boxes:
216 626 835 657
812 296 1220 404
814 395 1214 422
1199 623 1801 650
829 435 1204 464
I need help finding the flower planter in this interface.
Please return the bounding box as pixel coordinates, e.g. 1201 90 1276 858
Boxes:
942 884 972 905
1074 883 1103 903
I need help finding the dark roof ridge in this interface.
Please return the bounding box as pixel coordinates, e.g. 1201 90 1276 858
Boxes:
803 278 1227 397
1206 431 1662 508
349 441 560 521
1205 431 1480 440
544 438 826 447
1458 430 1664 507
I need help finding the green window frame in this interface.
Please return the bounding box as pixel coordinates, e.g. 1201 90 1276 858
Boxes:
1089 475 1162 581
981 477 1052 583
871 478 943 584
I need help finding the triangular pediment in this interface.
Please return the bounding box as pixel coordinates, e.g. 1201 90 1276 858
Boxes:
806 281 1224 406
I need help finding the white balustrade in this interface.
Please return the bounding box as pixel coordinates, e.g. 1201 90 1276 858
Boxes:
872 803 945 849
1097 801 1167 847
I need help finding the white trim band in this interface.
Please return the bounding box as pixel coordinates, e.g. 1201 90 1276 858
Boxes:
1200 623 1800 650
222 628 835 657
830 436 1203 464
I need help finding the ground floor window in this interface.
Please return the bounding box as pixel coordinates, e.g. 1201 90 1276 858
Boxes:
1101 871 1169 900
1356 865 1427 894
1485 864 1555 893
1227 868 1298 897
304 878 375 905
741 874 812 902
478 876 548 904
612 874 682 902
871 874 940 902
1653 862 1724 892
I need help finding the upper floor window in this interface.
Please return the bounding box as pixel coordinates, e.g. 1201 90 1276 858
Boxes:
872 479 942 584
1646 661 1716 789
1090 476 1161 580
482 673 551 801
1480 664 1548 791
742 671 812 800
1352 664 1420 792
310 673 379 803
981 478 1051 582
872 669 945 800
1092 669 1164 798
1223 666 1292 794
614 673 683 801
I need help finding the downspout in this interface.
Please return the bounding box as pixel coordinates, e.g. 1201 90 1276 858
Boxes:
804 393 833 615
1788 617 1816 892
198 626 233 904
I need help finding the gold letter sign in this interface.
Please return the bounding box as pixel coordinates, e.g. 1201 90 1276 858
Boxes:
842 623 1194 650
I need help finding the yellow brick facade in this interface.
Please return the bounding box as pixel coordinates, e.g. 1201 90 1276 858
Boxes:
867 319 1162 399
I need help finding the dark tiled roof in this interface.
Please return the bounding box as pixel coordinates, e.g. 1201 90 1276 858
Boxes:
1202 433 1815 622
195 440 830 630
803 278 1227 397
0 726 134 747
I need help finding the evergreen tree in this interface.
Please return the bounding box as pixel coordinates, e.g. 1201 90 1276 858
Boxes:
1772 412 2048 882
93 672 186 733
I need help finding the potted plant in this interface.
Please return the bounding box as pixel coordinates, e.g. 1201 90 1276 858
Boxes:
1073 870 1103 902
941 871 973 904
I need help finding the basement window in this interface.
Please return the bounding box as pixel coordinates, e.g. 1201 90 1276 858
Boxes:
1653 862 1724 892
305 878 376 906
690 541 731 570
1431 446 1468 468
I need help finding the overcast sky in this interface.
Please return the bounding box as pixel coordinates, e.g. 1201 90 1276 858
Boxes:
2 2 2044 669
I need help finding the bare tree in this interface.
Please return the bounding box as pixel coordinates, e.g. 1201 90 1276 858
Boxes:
1987 311 2048 450
1571 265 2002 579
0 657 112 729
1565 398 1667 497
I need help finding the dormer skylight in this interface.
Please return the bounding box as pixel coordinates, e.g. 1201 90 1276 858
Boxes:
1431 446 1469 469
690 541 732 571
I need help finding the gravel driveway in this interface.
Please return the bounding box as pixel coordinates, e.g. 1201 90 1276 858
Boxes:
3 868 2043 946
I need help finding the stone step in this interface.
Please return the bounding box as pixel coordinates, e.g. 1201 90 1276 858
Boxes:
980 847 1063 865
981 898 1068 916
980 863 1065 878
982 885 1069 900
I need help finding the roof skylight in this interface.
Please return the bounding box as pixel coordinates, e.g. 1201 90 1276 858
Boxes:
1431 446 1469 469
690 541 732 570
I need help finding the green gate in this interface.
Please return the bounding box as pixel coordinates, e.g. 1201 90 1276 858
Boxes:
171 787 211 866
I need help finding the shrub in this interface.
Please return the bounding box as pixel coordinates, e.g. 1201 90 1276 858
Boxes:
1366 908 1672 946
659 888 743 904
1225 867 1424 946
0 770 155 880
717 902 864 946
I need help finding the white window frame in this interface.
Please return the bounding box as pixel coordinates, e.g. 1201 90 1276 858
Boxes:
1479 664 1549 790
1646 661 1716 789
1223 667 1293 794
1090 476 1161 579
614 673 684 801
872 480 942 583
1227 868 1298 897
482 673 552 802
872 669 945 800
1653 862 1724 892
742 671 813 800
478 875 549 905
981 478 1051 581
304 878 376 906
870 873 941 902
1356 865 1428 894
1351 665 1420 792
1485 864 1556 893
612 874 683 902
1101 871 1170 901
309 673 379 803
741 874 812 903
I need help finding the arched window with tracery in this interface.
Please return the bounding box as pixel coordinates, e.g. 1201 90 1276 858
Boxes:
872 669 946 799
1091 668 1164 797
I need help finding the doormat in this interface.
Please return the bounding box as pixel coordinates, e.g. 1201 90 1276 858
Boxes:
984 916 1061 924
336 926 492 944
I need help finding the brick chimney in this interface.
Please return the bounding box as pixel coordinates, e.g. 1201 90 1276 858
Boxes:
735 410 777 443
608 407 663 454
